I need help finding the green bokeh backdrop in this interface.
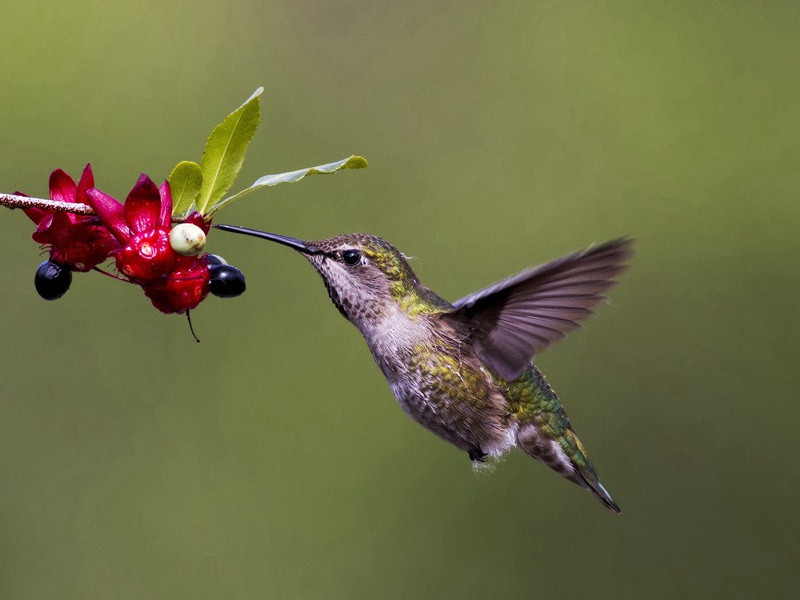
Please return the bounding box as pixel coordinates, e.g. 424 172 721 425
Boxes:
2 2 798 598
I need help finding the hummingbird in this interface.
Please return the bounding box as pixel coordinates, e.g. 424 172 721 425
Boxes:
215 224 632 512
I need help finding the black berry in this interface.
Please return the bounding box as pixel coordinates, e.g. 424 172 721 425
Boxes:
209 264 246 298
203 253 227 267
34 260 72 300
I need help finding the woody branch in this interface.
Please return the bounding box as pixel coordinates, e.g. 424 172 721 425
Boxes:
0 192 95 215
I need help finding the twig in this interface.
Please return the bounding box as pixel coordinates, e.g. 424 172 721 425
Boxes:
0 193 95 215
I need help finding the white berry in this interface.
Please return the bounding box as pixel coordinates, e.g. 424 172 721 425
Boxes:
169 223 207 256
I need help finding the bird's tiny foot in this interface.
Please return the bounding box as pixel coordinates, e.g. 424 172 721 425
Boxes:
468 447 488 463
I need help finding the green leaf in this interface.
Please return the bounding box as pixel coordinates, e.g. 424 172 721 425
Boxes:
196 87 263 214
206 155 368 216
168 161 203 215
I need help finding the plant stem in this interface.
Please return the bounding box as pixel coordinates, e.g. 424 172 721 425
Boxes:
0 192 95 215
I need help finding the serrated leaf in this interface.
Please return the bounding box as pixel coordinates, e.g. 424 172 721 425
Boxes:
169 161 203 215
206 155 368 216
196 87 263 214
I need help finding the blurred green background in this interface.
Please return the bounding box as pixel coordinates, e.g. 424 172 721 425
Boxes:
1 1 798 598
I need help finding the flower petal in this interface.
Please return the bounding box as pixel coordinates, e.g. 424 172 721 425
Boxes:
47 212 75 246
23 206 48 224
48 169 77 204
158 181 173 227
75 164 95 204
86 187 131 241
31 216 55 243
124 174 161 234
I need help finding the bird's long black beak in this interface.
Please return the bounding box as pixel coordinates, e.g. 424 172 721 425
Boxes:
212 224 320 254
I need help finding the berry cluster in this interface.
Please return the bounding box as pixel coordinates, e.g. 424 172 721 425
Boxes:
23 165 245 313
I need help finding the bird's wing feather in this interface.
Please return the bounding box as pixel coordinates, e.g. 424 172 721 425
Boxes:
444 238 633 380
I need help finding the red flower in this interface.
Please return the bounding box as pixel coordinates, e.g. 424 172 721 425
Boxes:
86 174 211 314
22 165 119 271
87 174 178 282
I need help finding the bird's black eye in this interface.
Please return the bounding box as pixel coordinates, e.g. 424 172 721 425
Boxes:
341 249 362 265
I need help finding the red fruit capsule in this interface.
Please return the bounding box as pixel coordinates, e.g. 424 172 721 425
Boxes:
142 256 210 314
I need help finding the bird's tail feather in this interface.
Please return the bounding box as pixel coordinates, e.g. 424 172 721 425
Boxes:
517 422 621 513
568 464 621 513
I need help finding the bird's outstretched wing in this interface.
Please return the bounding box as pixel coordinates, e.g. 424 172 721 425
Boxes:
443 238 633 381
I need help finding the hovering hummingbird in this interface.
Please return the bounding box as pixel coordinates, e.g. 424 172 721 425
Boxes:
215 224 632 512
